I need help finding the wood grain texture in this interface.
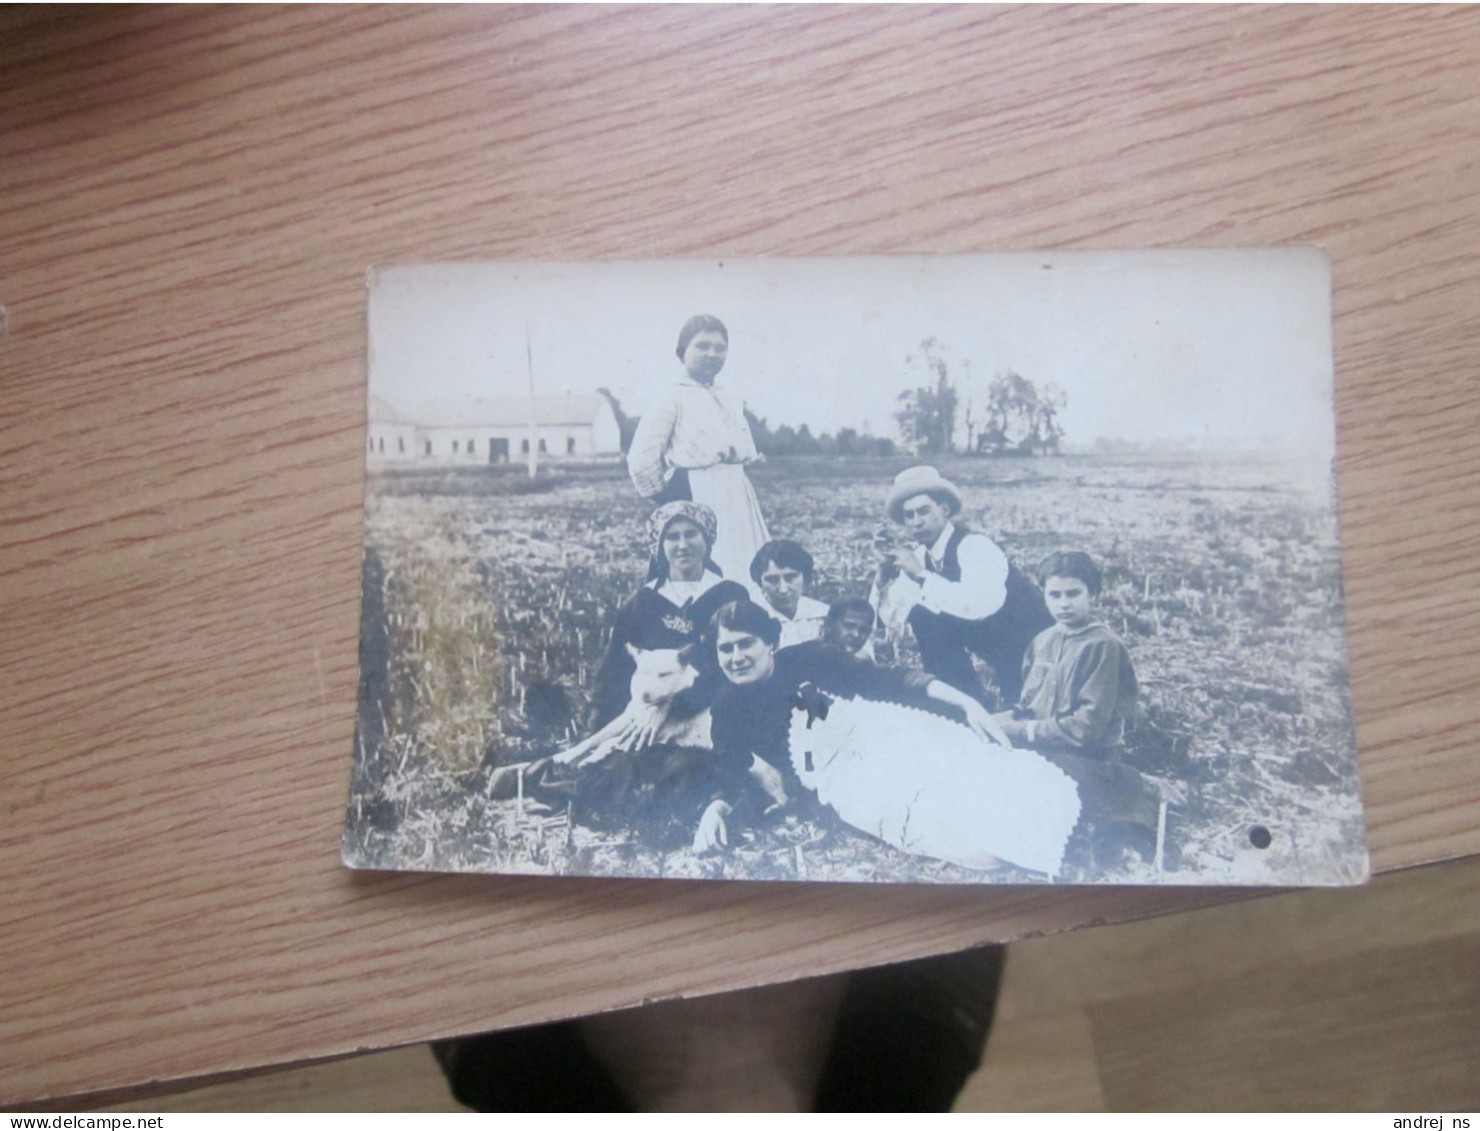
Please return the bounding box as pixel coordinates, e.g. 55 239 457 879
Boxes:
2 4 1477 1105
967 855 1480 1111
90 856 1480 1112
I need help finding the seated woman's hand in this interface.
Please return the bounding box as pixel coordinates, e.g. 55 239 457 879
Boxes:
748 755 790 812
990 712 1029 747
693 800 733 853
610 701 670 752
961 700 1014 747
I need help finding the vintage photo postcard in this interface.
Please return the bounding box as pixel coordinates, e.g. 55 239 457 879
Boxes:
343 251 1368 887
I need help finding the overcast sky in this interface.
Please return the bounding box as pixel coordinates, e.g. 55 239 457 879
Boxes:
368 250 1334 453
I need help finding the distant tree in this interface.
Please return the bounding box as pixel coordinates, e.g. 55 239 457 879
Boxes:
835 427 860 457
1034 382 1067 454
976 372 1066 456
744 408 775 456
894 337 960 455
595 387 638 454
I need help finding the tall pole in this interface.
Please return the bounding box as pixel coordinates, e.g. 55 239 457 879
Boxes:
525 322 538 479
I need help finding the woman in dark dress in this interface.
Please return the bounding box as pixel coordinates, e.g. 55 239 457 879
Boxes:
552 502 748 843
692 599 1008 852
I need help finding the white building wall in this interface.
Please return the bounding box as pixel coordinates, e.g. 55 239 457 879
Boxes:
373 404 624 465
366 423 418 462
419 424 602 463
590 405 621 455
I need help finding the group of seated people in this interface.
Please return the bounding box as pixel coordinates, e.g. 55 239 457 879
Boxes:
558 466 1153 866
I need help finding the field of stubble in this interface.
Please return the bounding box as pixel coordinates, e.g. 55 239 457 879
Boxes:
344 453 1367 887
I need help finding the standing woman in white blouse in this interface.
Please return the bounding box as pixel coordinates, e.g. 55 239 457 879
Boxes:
626 315 770 586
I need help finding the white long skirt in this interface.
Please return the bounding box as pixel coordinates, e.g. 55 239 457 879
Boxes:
688 463 769 589
788 697 1082 877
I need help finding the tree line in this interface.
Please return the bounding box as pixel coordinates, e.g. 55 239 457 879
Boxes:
597 389 899 459
743 412 899 459
600 337 1066 460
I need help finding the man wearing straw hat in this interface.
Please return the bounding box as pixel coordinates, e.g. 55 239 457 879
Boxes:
872 465 1052 709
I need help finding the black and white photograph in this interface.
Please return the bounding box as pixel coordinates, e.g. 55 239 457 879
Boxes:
343 252 1367 887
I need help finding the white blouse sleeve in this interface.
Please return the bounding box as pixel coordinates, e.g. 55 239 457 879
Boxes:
918 534 1009 620
627 387 679 498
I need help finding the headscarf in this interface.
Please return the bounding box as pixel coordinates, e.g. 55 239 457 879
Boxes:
646 501 720 582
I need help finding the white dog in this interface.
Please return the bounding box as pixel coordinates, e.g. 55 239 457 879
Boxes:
553 644 712 768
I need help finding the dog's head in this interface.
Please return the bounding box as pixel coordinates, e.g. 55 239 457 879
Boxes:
625 643 700 706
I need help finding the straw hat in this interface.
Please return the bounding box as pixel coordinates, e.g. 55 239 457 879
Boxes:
886 465 963 523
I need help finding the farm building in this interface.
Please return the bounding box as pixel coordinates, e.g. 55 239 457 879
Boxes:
366 396 419 461
367 393 623 465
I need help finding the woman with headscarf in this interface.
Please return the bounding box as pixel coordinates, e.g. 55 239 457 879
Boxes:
626 315 770 586
548 502 747 844
587 501 749 733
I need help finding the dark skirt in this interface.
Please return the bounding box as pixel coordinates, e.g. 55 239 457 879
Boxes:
562 743 722 849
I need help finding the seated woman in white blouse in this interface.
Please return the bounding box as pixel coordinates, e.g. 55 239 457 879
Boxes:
749 539 830 648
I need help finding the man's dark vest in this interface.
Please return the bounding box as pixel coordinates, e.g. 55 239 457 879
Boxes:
907 525 1053 670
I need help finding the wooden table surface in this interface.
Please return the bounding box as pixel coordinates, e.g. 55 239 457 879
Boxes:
3 5 1478 1107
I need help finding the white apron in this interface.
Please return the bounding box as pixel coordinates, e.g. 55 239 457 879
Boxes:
788 696 1082 876
688 462 769 589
